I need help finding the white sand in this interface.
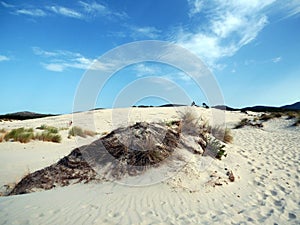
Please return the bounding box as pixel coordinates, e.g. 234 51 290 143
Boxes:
0 107 299 224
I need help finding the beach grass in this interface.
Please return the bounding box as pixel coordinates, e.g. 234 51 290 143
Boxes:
36 124 59 133
4 128 35 143
35 131 62 143
68 126 97 138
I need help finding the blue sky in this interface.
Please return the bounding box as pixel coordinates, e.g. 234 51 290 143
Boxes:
0 0 300 114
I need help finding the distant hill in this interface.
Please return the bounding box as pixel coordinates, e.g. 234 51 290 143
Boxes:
212 105 238 111
280 102 300 110
0 111 57 121
159 104 187 107
240 102 300 112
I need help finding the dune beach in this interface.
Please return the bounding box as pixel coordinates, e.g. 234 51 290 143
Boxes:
1 1 300 224
0 107 299 224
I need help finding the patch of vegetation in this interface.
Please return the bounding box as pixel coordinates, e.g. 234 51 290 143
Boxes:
205 137 227 160
36 124 58 133
292 117 300 126
259 112 282 121
4 128 34 143
234 118 263 129
68 126 97 138
179 109 201 135
286 111 298 119
165 120 179 127
35 132 61 143
84 130 97 137
0 128 6 133
208 125 233 144
234 118 251 129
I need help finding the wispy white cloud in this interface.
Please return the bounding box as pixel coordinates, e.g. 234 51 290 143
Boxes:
273 0 300 19
272 56 282 63
1 1 14 8
244 56 282 66
188 0 203 17
33 47 112 72
78 1 108 16
4 1 126 21
33 47 92 72
15 9 46 17
127 25 161 39
48 6 82 19
0 55 10 62
176 0 277 69
132 63 192 84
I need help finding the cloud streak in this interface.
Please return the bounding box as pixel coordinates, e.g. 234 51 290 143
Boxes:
3 1 126 21
33 47 95 72
177 0 300 69
33 47 114 72
49 6 83 19
0 55 10 62
176 0 276 69
15 9 46 17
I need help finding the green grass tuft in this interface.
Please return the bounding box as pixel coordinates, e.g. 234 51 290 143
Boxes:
68 126 97 138
208 125 233 143
36 124 58 133
35 131 61 143
205 137 227 160
4 128 35 143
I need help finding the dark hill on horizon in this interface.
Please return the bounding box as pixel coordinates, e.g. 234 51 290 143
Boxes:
0 111 57 121
240 101 300 112
281 102 300 110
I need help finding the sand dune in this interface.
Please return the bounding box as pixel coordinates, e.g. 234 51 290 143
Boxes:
0 107 299 224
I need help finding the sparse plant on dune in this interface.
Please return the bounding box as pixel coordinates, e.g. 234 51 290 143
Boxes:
223 128 233 143
286 111 298 119
4 128 34 143
179 108 201 135
204 137 227 160
0 128 6 133
68 126 97 138
68 126 86 138
36 124 58 133
84 130 97 137
234 118 251 129
292 117 300 126
207 125 233 144
35 132 62 143
165 120 179 127
259 112 282 121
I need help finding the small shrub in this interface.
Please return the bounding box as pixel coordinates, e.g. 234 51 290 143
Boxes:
292 117 300 127
36 124 58 133
35 131 61 143
36 124 48 130
234 118 251 129
18 132 34 143
101 131 109 136
259 112 282 121
68 126 86 138
204 137 227 160
165 120 179 127
4 128 34 143
84 130 97 137
208 126 233 143
0 128 6 133
224 128 233 143
179 109 200 135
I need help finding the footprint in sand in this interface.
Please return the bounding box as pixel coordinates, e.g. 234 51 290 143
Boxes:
288 212 296 220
